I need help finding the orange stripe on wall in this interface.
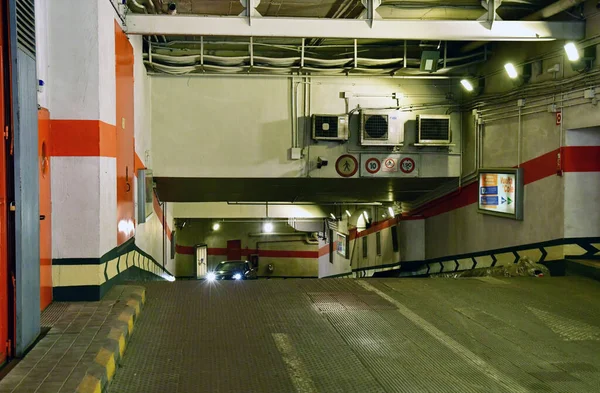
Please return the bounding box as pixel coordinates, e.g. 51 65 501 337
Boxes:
134 151 145 173
152 189 172 240
50 120 117 157
318 245 329 257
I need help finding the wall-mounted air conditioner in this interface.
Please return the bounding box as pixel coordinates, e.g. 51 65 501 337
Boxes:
417 114 451 145
312 114 349 141
360 110 404 146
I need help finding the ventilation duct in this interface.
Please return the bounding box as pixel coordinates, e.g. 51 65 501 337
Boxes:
16 0 35 57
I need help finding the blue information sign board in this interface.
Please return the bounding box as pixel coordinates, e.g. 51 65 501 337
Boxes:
480 196 499 205
480 186 498 195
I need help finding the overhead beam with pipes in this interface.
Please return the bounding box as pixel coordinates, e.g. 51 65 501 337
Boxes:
125 14 584 41
461 0 587 52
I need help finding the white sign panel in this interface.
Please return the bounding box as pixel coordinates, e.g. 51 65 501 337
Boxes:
477 168 524 220
360 154 419 177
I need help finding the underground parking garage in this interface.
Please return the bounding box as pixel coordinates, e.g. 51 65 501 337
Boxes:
0 0 599 392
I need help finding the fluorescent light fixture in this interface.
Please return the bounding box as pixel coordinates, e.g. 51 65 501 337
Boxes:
388 207 395 217
460 79 474 92
504 63 518 79
345 210 352 218
263 222 274 233
330 213 336 220
564 42 580 62
212 223 220 231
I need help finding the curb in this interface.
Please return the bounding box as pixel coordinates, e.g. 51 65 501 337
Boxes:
77 286 146 393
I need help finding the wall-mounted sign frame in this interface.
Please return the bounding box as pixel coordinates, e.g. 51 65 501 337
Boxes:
137 168 154 224
336 232 349 259
477 168 524 220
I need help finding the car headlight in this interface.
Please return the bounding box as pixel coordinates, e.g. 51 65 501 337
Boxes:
233 273 242 280
206 272 216 281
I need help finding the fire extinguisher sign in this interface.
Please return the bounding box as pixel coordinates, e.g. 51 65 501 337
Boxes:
556 111 562 126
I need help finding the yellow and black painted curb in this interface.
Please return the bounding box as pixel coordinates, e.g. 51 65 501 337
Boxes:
76 286 146 393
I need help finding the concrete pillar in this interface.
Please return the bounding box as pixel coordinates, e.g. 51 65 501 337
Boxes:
46 1 127 299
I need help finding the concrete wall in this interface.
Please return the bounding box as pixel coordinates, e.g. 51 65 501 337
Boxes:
426 99 600 259
564 127 600 238
398 219 425 261
131 35 176 275
175 220 318 278
422 2 600 261
40 2 173 300
151 76 461 179
318 211 425 277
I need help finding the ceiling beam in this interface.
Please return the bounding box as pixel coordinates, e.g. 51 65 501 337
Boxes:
125 14 584 41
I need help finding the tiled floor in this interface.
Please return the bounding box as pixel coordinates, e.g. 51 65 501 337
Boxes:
109 276 600 393
0 286 139 393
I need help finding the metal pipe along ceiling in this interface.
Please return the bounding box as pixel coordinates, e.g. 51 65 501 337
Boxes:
523 0 586 21
143 49 487 76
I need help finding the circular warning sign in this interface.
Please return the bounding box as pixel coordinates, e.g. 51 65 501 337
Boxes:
384 158 396 170
365 158 381 174
400 157 416 174
335 155 358 178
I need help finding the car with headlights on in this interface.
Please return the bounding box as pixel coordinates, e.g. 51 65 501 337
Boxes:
206 260 257 281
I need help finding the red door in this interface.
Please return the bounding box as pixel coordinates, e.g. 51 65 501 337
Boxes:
115 22 135 245
227 240 242 261
0 2 10 364
38 109 52 311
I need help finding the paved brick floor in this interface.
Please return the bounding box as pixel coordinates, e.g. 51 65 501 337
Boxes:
109 277 600 393
0 286 141 393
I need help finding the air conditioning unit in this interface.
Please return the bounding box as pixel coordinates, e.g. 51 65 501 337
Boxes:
360 110 404 146
417 114 451 144
312 114 349 141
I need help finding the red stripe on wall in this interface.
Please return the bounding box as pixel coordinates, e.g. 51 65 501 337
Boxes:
177 245 319 258
562 146 600 172
134 151 145 174
152 189 172 240
258 250 319 258
50 120 117 157
349 216 400 240
318 245 329 257
521 148 560 185
208 247 228 255
408 146 599 219
409 182 479 219
176 245 196 255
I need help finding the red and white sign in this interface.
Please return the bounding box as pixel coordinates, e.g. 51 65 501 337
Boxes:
382 158 397 172
335 154 358 178
360 154 418 177
400 158 416 174
556 111 562 126
365 158 381 174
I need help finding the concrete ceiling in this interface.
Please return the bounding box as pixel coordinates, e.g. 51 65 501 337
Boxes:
154 177 452 203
